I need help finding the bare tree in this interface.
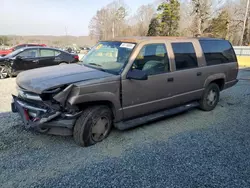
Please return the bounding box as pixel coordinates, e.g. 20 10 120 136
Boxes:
134 4 156 36
191 0 212 36
88 0 129 40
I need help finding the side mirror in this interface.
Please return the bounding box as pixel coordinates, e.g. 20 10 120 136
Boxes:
16 56 23 60
127 69 148 80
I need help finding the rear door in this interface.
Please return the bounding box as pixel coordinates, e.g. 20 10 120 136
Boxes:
169 40 205 104
13 48 39 71
38 49 59 67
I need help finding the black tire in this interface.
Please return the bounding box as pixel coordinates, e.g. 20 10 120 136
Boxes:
59 62 67 65
73 105 113 147
199 83 220 111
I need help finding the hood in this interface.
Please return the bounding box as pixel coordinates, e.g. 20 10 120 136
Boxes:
0 56 8 62
16 64 114 94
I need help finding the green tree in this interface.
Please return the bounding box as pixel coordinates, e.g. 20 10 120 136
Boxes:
157 0 180 36
147 17 160 36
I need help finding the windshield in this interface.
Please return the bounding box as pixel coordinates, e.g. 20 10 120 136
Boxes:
81 41 135 74
5 48 24 58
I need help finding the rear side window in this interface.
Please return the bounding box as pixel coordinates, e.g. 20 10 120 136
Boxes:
172 42 198 70
199 40 237 66
40 49 55 57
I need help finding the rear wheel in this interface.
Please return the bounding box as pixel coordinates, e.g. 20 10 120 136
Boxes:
59 62 67 65
0 65 8 79
73 106 113 147
199 83 220 111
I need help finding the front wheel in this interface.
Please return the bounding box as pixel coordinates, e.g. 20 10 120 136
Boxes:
0 65 9 79
73 106 113 147
199 83 220 111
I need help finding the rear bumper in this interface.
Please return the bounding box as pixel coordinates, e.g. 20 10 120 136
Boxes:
11 95 78 135
224 79 238 90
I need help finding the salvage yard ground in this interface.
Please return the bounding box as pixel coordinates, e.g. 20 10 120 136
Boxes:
1 70 250 187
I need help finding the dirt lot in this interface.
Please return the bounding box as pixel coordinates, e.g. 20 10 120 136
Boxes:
1 70 250 188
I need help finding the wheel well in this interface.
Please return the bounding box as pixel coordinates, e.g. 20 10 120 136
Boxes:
210 79 225 91
76 101 115 118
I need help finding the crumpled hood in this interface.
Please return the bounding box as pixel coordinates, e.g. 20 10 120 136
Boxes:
16 64 113 94
0 56 8 62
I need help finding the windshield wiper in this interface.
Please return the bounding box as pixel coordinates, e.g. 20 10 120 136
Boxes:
83 62 118 75
88 63 102 67
83 63 108 72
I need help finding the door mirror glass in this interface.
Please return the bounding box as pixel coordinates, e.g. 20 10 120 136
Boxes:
127 69 148 80
16 56 23 60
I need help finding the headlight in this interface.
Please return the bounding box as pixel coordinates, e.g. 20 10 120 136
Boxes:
17 88 42 101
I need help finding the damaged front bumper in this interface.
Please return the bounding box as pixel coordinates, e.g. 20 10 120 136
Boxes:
11 95 80 136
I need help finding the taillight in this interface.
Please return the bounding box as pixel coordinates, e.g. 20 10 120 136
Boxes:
74 55 79 61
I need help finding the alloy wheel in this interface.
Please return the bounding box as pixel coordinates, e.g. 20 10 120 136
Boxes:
0 66 8 79
206 89 217 106
91 116 110 142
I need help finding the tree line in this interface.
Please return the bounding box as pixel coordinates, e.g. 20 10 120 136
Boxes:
89 0 250 46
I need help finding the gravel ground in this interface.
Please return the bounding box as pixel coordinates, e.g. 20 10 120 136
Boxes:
1 69 250 188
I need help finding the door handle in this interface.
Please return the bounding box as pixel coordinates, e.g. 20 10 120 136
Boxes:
197 72 202 76
32 60 39 63
167 77 174 82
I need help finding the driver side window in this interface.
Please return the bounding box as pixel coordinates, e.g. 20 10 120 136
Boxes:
132 44 169 75
18 49 38 58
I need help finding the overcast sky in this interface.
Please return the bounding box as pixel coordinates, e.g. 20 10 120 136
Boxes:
1 0 156 36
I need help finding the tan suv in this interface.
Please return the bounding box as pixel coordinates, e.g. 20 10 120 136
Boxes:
12 37 238 147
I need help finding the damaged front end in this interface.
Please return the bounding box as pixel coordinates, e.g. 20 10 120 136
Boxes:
11 85 82 136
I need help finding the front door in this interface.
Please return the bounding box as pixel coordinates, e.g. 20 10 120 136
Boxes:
13 48 39 71
122 43 175 120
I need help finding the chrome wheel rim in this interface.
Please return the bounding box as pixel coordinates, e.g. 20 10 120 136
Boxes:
0 66 8 79
206 89 217 106
91 116 110 142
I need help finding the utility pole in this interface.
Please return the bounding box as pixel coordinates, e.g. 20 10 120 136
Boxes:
112 21 115 39
240 0 250 46
65 26 68 46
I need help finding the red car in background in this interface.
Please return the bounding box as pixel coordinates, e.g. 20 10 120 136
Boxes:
0 43 46 56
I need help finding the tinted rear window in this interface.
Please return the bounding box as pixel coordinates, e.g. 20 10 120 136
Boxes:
172 42 198 70
199 40 237 66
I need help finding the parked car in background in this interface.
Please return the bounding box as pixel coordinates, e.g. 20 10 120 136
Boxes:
79 46 91 56
0 43 46 57
11 37 238 147
0 47 79 79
